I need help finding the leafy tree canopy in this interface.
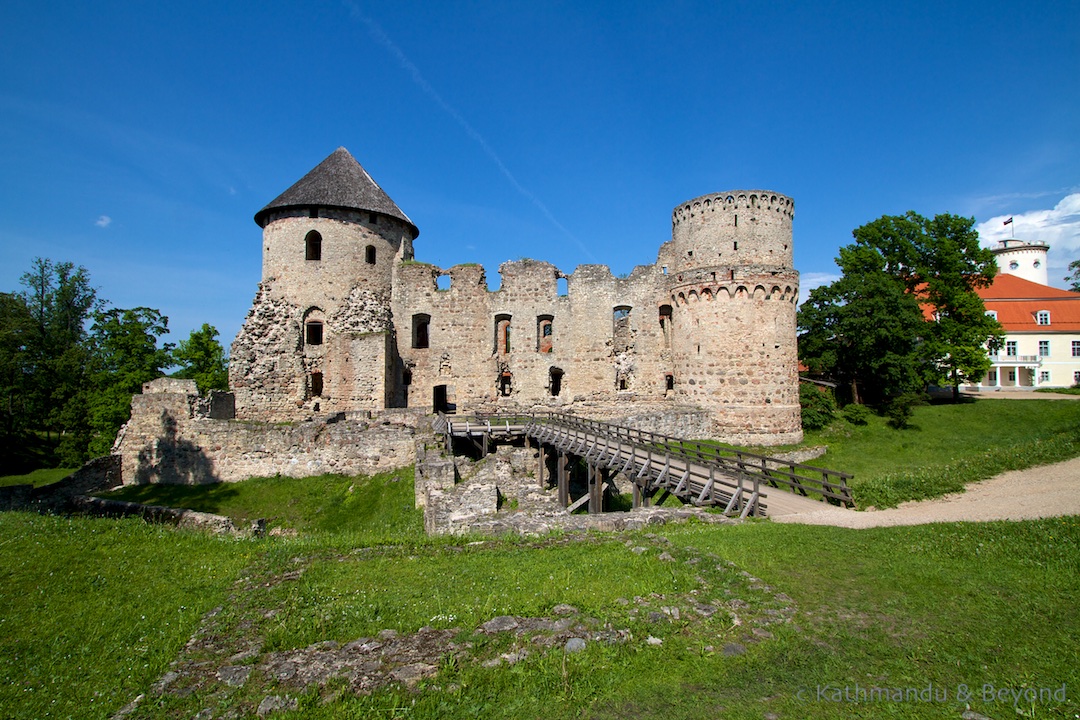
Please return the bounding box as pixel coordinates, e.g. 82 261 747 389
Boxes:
799 212 1003 406
171 323 229 394
1066 258 1080 293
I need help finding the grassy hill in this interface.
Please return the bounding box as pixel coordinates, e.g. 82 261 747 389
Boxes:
1 398 1078 719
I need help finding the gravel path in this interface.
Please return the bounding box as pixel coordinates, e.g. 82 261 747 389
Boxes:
772 455 1080 529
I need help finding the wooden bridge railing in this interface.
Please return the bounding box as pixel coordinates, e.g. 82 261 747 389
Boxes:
436 411 854 508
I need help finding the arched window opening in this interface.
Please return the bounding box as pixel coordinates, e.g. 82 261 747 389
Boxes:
537 315 554 353
305 320 324 346
613 305 632 352
659 304 672 347
557 277 569 296
305 230 322 261
412 313 430 349
310 372 324 398
499 371 513 397
437 274 451 291
365 245 376 264
495 314 512 355
549 367 563 397
665 373 674 391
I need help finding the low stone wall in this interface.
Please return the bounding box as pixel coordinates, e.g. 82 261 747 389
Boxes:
0 455 122 512
116 380 422 485
68 495 242 535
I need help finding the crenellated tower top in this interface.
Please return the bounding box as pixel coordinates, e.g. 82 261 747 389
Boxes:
669 190 794 274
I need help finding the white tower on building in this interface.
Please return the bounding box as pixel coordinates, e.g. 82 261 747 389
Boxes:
989 238 1049 286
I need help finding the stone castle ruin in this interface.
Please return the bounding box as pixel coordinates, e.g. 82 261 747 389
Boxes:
111 147 805 533
229 148 802 444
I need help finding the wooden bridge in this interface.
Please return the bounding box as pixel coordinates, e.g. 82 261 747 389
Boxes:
434 412 853 519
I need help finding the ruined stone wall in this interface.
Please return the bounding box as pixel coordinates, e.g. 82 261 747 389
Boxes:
392 259 673 414
230 284 393 421
117 380 418 485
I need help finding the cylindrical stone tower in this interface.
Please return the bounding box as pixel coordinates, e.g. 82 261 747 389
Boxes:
230 148 419 421
667 191 802 445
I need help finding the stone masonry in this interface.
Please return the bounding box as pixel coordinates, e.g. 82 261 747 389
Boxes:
115 378 418 485
230 148 803 445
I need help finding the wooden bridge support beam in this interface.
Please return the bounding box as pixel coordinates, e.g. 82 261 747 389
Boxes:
537 444 547 489
588 464 605 514
557 451 569 507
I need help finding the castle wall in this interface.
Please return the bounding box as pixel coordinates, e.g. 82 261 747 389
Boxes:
392 259 674 413
116 380 419 484
232 181 802 444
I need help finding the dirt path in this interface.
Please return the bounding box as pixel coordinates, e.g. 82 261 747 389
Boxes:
772 455 1080 528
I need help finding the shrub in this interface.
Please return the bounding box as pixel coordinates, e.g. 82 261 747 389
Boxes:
885 392 928 429
841 403 871 425
799 383 837 431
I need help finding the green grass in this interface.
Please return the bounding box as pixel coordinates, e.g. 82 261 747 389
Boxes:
799 398 1080 507
3 475 1079 719
0 513 252 720
0 467 77 488
1036 385 1080 395
98 468 423 543
4 399 1080 718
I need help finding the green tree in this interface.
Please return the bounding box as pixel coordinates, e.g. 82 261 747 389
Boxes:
799 212 1003 406
913 213 1004 400
85 307 172 459
798 245 927 405
0 293 33 440
1066 259 1080 293
171 323 229 394
18 259 99 461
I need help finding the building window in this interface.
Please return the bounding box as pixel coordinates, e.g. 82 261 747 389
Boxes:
1074 371 1080 385
305 230 322 261
411 313 430 349
1072 341 1080 357
1036 310 1051 325
985 310 997 320
665 373 674 391
987 370 997 384
1040 371 1050 383
1009 261 1019 270
305 320 324 346
310 372 323 397
365 245 376 264
537 316 553 353
1039 340 1050 357
1008 371 1016 382
1006 341 1017 357
659 304 673 347
549 367 563 397
495 314 511 355
613 305 632 352
499 371 513 396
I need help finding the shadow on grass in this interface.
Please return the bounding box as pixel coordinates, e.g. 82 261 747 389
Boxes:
98 482 241 516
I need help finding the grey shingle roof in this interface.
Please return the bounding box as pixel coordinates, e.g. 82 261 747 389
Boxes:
254 147 418 238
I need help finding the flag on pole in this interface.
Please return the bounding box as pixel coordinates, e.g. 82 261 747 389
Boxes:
1003 217 1013 226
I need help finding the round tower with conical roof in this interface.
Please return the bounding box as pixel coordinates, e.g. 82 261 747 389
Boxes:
666 191 802 444
230 148 418 421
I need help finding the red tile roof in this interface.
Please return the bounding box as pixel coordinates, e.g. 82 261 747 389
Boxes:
977 274 1080 332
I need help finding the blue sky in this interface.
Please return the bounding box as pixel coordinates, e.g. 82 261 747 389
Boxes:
1 0 1078 350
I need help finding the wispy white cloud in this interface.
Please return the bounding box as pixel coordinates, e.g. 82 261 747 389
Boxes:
95 215 112 228
798 271 841 304
343 2 594 261
977 192 1080 287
